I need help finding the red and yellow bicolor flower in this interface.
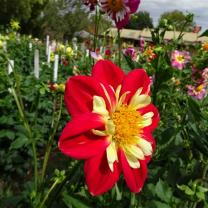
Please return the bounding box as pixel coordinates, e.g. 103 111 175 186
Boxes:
58 60 159 195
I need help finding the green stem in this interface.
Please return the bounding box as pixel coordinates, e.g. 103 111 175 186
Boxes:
93 5 99 51
190 163 208 208
117 29 121 67
191 202 198 208
6 57 38 191
115 183 122 200
46 161 82 207
41 95 63 183
130 193 136 206
11 87 38 191
184 201 189 208
37 179 59 208
202 163 208 180
152 52 162 104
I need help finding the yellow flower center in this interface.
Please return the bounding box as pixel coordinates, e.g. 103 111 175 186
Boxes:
195 84 203 92
107 0 124 12
176 55 185 63
202 42 208 51
111 104 142 148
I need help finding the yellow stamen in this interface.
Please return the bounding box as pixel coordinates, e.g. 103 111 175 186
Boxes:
176 55 185 63
111 104 142 148
202 42 208 51
195 84 203 92
92 90 153 171
107 0 124 12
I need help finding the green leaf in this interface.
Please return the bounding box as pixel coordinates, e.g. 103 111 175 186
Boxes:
62 192 91 208
10 136 29 150
197 186 208 193
154 201 172 208
0 130 15 140
177 184 195 196
146 200 171 208
160 127 176 145
0 116 15 125
196 191 205 201
155 179 172 203
188 97 203 121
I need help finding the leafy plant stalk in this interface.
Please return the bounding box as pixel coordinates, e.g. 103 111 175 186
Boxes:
130 193 136 206
93 5 100 51
41 94 63 183
117 29 121 67
6 59 39 191
11 87 38 191
37 178 60 208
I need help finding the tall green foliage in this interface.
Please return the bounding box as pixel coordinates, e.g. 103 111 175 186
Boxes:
0 0 48 34
125 11 154 30
158 10 195 32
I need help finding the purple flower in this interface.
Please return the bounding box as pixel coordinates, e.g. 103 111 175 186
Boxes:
187 84 207 100
191 67 204 84
123 47 136 60
90 51 103 60
171 50 191 70
202 68 208 82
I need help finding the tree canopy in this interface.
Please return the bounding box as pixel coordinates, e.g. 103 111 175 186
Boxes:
0 0 112 40
125 11 153 30
158 10 195 32
0 0 48 33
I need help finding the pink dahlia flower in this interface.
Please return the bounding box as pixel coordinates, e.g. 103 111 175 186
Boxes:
59 60 159 196
171 50 191 70
100 0 141 29
90 51 103 60
187 84 207 100
191 67 203 84
202 67 208 82
123 47 136 60
139 37 145 52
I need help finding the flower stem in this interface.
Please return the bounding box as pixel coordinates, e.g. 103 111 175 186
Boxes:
6 57 38 191
130 192 136 206
93 5 100 51
37 179 59 208
117 29 121 67
46 161 82 207
41 94 63 183
11 87 38 191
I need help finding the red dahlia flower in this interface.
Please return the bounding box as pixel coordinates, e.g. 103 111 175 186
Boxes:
59 60 159 195
100 0 141 29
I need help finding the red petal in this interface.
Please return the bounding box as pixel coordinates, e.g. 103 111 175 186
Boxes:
139 104 160 132
115 13 130 29
127 0 141 13
84 151 121 196
59 113 108 159
59 134 110 159
92 60 125 90
59 113 104 139
121 69 150 104
118 149 147 193
64 76 106 116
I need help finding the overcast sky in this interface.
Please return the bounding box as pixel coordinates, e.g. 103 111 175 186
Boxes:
139 0 208 31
